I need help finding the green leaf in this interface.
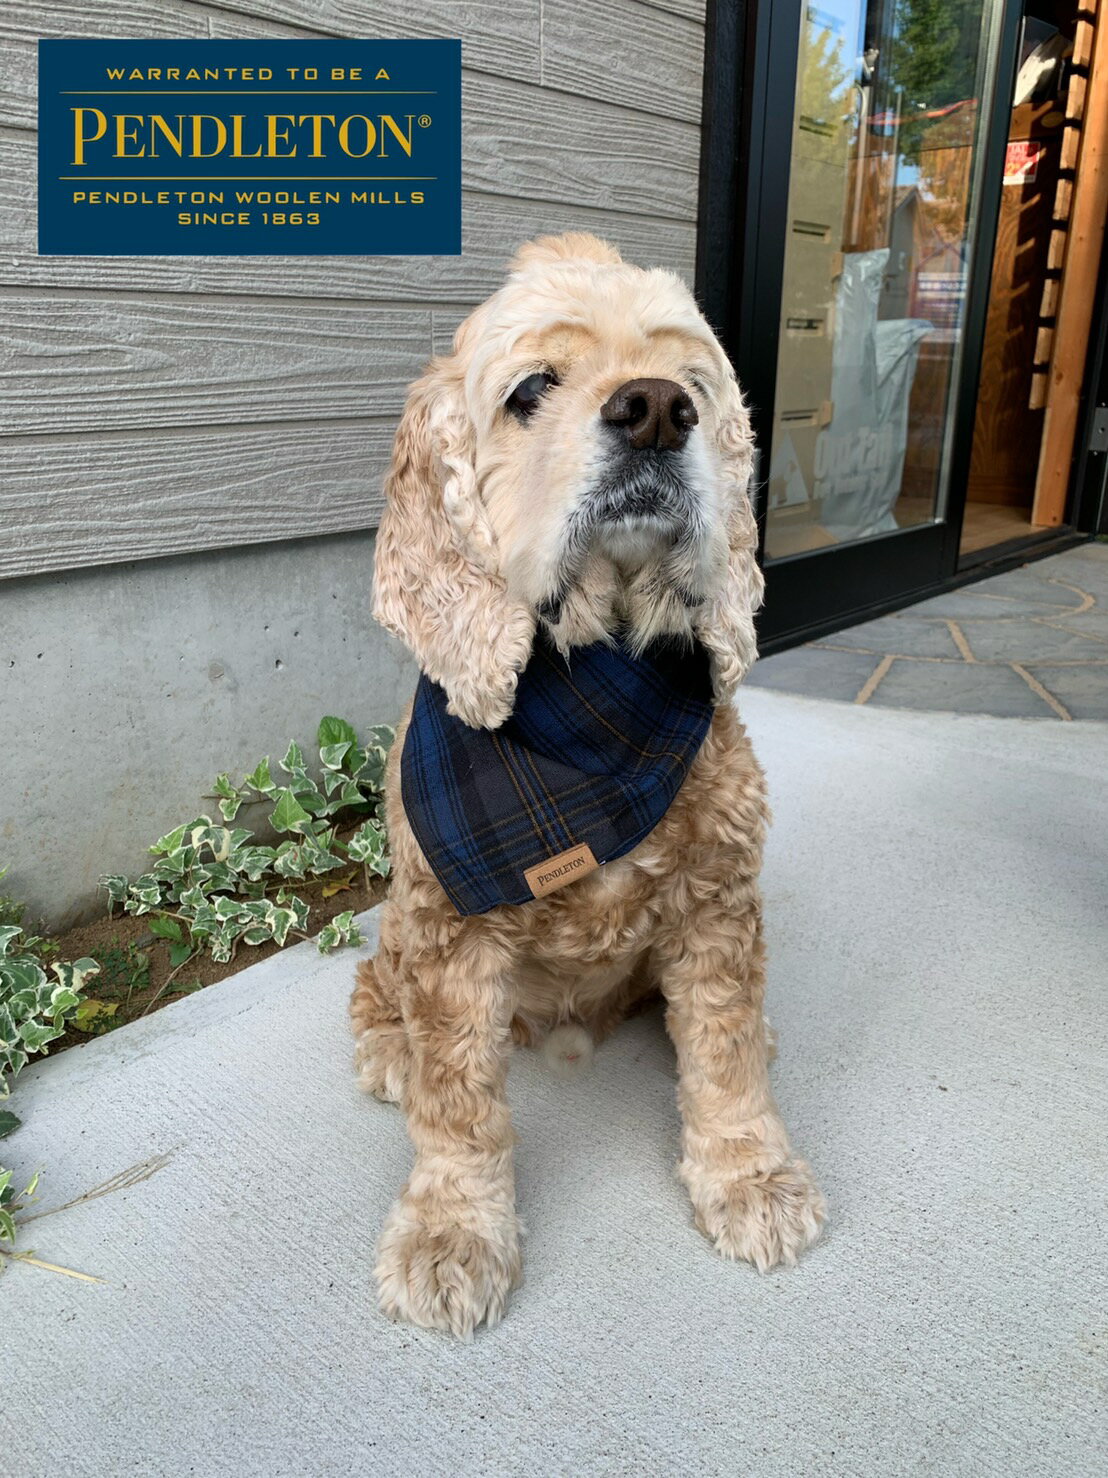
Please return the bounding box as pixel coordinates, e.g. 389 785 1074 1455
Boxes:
346 820 387 865
280 740 305 776
271 788 312 835
266 906 296 948
0 1111 20 1139
100 874 130 906
317 909 363 954
319 741 353 772
150 824 189 857
167 941 194 969
148 916 183 943
19 1019 63 1053
50 958 101 994
244 757 275 796
318 716 358 749
1 958 46 993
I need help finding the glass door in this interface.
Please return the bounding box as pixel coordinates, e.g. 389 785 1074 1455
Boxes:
732 0 1023 644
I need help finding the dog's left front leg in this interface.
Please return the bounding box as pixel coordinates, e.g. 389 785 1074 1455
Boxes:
658 880 826 1271
375 934 521 1339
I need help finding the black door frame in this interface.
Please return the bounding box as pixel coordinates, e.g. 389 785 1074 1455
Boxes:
696 0 1081 652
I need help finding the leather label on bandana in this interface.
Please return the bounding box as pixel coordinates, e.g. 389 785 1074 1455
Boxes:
524 843 599 899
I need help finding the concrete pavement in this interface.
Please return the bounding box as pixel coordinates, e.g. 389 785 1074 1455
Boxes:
2 687 1105 1476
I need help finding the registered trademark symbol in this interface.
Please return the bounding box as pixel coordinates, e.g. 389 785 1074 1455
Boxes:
418 114 432 128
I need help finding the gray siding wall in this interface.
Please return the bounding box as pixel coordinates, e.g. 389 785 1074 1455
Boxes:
1 0 707 927
1 0 706 579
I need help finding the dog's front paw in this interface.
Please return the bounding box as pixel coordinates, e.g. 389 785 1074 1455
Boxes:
684 1159 826 1271
375 1192 522 1339
353 1022 410 1104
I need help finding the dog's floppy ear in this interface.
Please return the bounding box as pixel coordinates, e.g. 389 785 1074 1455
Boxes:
372 360 536 729
693 374 765 700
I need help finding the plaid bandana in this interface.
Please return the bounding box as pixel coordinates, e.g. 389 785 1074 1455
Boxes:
400 628 715 915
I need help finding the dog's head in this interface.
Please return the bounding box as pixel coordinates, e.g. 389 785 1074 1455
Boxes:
373 232 763 728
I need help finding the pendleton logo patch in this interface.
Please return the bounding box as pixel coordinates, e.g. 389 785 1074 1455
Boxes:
524 844 599 899
37 39 461 256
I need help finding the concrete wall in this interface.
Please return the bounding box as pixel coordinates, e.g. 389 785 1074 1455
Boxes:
1 0 708 925
2 533 418 929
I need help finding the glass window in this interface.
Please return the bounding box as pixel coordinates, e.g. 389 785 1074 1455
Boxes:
765 0 1004 561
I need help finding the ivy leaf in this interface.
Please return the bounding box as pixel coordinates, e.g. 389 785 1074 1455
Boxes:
100 875 130 906
167 940 195 969
270 788 312 835
0 1110 20 1139
319 741 353 772
318 716 358 750
0 926 24 957
49 958 100 995
280 741 305 776
244 758 275 796
1 958 46 993
347 821 389 874
150 824 188 857
212 775 242 821
316 910 363 954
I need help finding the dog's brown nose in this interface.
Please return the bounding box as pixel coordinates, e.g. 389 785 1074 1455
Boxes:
600 377 699 451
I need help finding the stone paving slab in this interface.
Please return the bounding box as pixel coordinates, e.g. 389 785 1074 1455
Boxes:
736 643 880 702
900 590 1086 619
2 689 1106 1477
1022 662 1108 721
954 621 1108 663
865 658 1058 717
749 544 1108 719
822 613 962 658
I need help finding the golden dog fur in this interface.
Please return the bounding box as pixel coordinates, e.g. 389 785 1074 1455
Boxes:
352 232 826 1337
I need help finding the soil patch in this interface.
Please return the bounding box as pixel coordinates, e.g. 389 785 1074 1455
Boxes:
47 872 387 1055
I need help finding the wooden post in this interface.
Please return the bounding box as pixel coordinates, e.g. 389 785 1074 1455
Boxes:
1031 4 1108 525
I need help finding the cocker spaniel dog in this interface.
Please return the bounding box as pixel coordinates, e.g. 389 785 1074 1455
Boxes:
352 231 825 1337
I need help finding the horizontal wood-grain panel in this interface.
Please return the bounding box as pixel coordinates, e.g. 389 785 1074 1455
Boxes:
460 75 697 218
638 0 704 18
1 420 394 578
5 59 697 219
2 295 430 434
542 0 704 124
0 134 696 296
0 0 539 130
206 0 539 84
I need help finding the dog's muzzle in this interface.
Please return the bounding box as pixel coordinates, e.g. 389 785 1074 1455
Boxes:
588 376 700 526
539 378 708 620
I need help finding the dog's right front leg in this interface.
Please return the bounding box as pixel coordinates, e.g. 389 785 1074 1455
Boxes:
375 937 520 1339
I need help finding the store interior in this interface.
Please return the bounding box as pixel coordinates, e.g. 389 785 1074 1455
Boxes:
764 0 1095 566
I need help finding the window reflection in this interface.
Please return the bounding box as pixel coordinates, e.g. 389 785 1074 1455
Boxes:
765 0 1000 561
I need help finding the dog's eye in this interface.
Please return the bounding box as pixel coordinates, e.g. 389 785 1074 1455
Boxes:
506 371 558 421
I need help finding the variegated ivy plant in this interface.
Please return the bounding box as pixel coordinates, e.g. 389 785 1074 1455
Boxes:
101 716 393 971
0 917 101 1245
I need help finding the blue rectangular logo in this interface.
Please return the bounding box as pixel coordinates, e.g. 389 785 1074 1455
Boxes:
37 39 461 256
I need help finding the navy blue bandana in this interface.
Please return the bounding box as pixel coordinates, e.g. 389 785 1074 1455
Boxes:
400 629 715 915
